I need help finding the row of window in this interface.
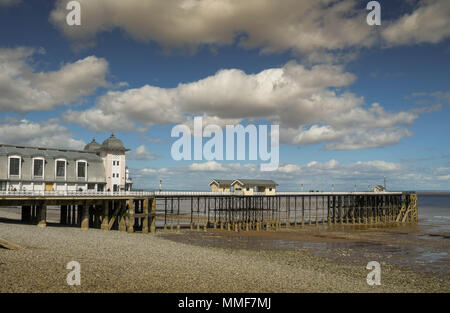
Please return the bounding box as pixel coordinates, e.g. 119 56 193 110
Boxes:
8 156 87 180
112 160 120 166
112 173 120 178
234 187 273 192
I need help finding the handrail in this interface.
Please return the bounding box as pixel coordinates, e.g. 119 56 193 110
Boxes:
0 190 406 197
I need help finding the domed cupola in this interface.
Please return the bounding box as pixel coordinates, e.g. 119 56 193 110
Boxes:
100 133 129 152
84 138 101 152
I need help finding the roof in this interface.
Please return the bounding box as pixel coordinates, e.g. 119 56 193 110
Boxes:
231 179 278 187
101 133 129 152
209 179 234 187
0 144 103 162
84 138 101 152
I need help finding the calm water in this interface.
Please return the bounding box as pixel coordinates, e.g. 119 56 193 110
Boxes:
418 195 450 236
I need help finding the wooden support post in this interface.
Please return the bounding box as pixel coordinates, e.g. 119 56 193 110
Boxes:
66 205 71 225
37 203 47 228
101 200 109 230
142 198 149 234
327 196 331 225
77 205 82 226
301 196 305 226
118 201 126 232
150 197 156 233
315 196 319 226
345 196 350 224
128 199 135 234
364 197 369 224
81 202 89 230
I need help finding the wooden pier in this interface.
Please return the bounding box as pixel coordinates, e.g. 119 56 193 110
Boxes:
0 191 418 233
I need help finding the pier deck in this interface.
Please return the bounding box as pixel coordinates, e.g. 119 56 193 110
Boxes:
0 191 418 232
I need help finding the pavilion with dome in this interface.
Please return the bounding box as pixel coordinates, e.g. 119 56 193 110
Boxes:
0 134 132 192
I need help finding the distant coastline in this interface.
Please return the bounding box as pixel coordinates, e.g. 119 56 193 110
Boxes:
417 191 450 196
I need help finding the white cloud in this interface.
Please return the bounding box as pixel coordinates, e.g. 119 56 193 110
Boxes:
68 61 422 150
0 118 85 149
64 85 182 131
0 47 109 112
50 0 450 56
411 91 450 106
382 0 450 46
50 0 375 56
189 161 226 172
276 164 301 174
128 145 159 161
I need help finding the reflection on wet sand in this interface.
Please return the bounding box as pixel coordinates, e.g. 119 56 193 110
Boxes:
161 222 449 279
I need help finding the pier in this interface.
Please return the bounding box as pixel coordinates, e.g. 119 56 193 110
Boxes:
0 191 418 232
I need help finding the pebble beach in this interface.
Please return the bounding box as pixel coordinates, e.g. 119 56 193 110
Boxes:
0 206 448 293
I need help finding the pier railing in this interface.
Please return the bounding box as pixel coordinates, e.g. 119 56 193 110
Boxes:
0 190 403 197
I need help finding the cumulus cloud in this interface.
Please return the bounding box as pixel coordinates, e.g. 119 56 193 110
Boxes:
0 46 109 112
0 117 85 149
64 85 182 132
189 161 226 171
50 0 450 56
382 0 450 46
50 0 375 56
66 61 422 150
128 145 159 161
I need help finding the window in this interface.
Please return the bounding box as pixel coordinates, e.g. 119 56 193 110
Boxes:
9 157 20 176
113 161 115 166
33 158 44 178
117 161 119 166
56 160 66 178
77 161 86 179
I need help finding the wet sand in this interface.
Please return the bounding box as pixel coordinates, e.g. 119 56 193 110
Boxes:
161 224 450 279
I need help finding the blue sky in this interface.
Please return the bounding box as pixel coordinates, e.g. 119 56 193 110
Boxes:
0 0 449 191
